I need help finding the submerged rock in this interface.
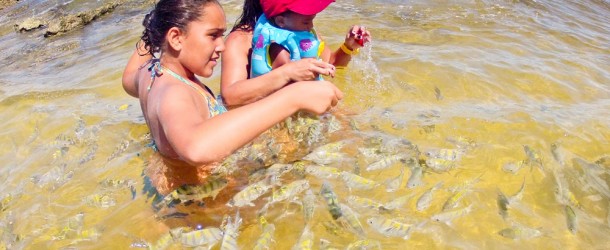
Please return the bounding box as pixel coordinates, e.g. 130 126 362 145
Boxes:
0 0 19 11
44 1 121 37
14 17 46 32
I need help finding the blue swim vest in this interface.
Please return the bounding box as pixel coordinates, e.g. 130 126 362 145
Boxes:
250 14 324 79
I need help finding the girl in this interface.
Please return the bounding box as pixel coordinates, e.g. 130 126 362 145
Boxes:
122 0 342 195
221 0 370 108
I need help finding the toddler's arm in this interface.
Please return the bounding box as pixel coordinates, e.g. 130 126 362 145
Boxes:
327 25 371 67
269 43 292 70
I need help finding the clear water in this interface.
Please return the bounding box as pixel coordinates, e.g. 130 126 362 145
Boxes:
0 0 608 248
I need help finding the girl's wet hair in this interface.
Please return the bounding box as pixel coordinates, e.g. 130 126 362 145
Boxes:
139 0 219 56
231 0 262 32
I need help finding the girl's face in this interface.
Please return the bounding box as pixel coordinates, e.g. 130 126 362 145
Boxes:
276 12 315 32
180 3 226 78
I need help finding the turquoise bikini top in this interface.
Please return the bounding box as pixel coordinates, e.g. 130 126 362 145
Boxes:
148 59 227 118
250 14 325 79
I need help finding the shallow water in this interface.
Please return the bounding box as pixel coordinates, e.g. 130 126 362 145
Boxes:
0 0 609 249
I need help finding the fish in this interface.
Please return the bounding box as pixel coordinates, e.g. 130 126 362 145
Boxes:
305 165 341 179
366 154 406 171
319 238 338 250
550 142 568 167
509 177 526 202
302 189 316 223
291 161 307 178
84 193 116 208
523 145 544 174
442 188 470 211
326 115 342 134
0 194 17 212
228 178 274 207
220 211 242 250
347 195 384 211
497 224 542 240
303 151 350 165
311 140 348 154
340 172 378 191
180 227 223 248
573 158 610 198
346 239 381 250
497 189 510 220
320 182 343 220
434 86 443 100
405 164 424 189
166 178 228 203
556 187 582 209
607 200 610 228
358 147 384 162
431 205 473 225
71 227 102 243
425 158 455 173
445 136 476 149
55 212 85 240
553 170 582 209
349 118 361 131
305 121 324 146
150 227 186 250
292 226 314 250
269 180 310 204
266 163 294 177
337 204 365 237
67 212 85 232
107 139 130 161
322 220 347 237
366 216 414 239
502 160 525 175
448 173 484 192
565 205 577 234
382 194 414 211
425 148 463 161
99 178 136 189
384 168 404 192
253 222 276 250
416 181 443 212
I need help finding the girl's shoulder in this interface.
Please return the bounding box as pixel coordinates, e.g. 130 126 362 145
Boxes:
226 29 253 44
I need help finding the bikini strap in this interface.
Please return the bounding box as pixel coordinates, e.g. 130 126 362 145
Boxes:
157 65 227 117
147 59 163 91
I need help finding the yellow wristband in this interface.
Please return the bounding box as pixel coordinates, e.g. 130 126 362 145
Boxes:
340 43 359 55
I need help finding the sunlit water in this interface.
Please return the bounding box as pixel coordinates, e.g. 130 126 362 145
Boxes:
0 0 609 249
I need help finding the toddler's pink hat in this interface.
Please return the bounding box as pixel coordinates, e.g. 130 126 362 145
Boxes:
261 0 335 18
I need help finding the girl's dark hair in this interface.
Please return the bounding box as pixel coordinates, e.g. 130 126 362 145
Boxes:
230 0 262 32
139 0 219 56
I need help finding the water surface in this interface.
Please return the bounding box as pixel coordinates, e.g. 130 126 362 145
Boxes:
0 0 608 249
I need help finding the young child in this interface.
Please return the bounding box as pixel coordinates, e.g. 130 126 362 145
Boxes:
250 0 371 79
122 0 343 195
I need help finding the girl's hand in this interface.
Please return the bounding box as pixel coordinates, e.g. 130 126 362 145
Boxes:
280 58 336 83
344 25 371 50
290 81 343 114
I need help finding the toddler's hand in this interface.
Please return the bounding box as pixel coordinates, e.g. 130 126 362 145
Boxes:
344 25 371 50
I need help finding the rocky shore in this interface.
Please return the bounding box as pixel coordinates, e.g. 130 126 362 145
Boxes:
10 0 156 37
0 0 19 11
13 1 123 37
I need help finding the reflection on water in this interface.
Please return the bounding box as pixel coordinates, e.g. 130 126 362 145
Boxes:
0 0 609 248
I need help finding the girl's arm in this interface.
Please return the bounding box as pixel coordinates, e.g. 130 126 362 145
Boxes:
122 42 152 97
221 31 336 108
160 80 343 166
